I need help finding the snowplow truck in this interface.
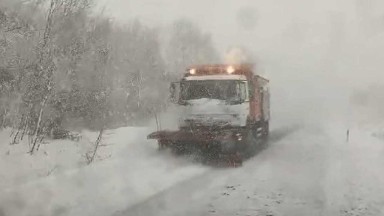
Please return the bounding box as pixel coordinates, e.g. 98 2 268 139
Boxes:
147 64 270 164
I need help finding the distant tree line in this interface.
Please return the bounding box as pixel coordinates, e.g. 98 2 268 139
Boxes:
0 0 218 153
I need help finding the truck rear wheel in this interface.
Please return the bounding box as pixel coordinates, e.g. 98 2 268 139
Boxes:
260 121 269 149
263 121 269 139
243 128 257 158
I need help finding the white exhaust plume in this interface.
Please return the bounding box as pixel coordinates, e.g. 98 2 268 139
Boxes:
224 47 264 76
224 47 251 65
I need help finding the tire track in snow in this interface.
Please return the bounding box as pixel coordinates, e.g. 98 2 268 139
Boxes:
113 125 302 216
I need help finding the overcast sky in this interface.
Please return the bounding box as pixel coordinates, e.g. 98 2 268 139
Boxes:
98 0 257 52
97 0 329 52
95 0 384 122
97 0 384 88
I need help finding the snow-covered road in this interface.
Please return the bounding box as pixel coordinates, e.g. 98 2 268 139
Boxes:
115 123 384 216
1 121 384 216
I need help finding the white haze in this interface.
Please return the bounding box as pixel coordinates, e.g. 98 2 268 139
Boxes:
2 0 384 215
99 0 384 126
97 1 384 215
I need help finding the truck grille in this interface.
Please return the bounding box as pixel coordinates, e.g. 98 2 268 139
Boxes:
182 119 232 131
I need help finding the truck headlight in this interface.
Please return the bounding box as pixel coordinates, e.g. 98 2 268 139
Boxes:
235 132 243 141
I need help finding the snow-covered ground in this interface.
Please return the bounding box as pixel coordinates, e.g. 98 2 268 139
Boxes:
1 120 384 216
114 122 384 216
0 127 207 216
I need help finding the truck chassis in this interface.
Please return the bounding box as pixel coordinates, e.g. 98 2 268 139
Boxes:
148 122 269 166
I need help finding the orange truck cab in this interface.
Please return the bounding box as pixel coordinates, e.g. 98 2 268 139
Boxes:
147 64 270 164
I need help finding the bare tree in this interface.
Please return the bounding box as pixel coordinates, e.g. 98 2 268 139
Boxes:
28 0 58 154
0 1 220 159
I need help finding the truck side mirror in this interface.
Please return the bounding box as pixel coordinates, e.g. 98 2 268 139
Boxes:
169 82 180 104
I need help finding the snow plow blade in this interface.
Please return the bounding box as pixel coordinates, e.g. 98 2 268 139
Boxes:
147 129 236 143
147 129 246 167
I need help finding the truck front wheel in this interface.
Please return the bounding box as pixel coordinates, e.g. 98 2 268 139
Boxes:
263 121 269 139
158 140 169 151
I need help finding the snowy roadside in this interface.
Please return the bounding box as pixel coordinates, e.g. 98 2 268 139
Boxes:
2 121 384 216
116 122 384 216
207 123 384 216
205 123 384 216
0 127 207 216
0 127 124 189
322 122 384 215
1 128 94 189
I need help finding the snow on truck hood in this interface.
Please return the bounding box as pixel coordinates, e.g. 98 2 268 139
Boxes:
187 98 225 107
185 74 247 81
186 98 239 114
179 98 249 127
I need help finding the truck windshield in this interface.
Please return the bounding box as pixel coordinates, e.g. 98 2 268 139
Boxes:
180 80 245 102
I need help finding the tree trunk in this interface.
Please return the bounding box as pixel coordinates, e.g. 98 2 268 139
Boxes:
88 128 104 164
29 94 49 154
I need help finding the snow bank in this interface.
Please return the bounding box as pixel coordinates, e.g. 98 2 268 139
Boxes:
2 119 384 216
0 127 207 216
0 129 89 188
